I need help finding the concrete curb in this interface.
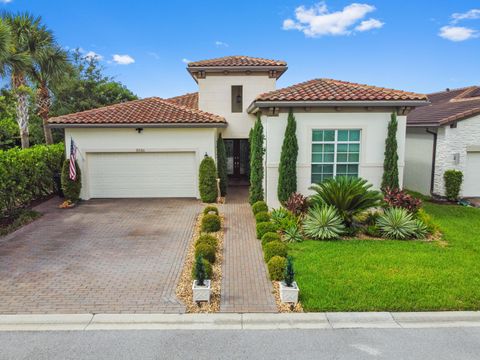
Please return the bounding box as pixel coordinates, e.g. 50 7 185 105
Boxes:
0 312 479 331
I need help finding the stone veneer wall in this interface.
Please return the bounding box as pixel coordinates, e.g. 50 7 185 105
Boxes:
433 114 480 196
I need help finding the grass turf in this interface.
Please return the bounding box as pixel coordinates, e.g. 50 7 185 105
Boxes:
288 203 480 311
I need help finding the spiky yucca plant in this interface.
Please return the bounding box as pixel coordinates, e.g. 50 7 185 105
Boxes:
303 205 345 240
309 177 382 227
282 224 303 243
376 207 417 240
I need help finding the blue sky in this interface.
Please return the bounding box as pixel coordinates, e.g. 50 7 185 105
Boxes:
3 0 480 98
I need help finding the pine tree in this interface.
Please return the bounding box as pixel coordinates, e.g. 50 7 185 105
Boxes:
381 112 399 190
249 114 265 204
216 133 228 196
277 110 298 203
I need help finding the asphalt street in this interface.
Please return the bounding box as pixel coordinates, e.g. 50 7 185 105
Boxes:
1 327 479 360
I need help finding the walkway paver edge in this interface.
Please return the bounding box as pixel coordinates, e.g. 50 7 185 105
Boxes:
1 312 480 331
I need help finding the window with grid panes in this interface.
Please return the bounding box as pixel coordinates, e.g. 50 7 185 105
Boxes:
311 129 360 184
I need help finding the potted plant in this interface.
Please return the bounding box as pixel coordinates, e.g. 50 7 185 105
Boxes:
279 256 299 303
192 255 211 303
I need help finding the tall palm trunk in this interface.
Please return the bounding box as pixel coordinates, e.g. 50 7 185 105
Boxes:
37 82 53 144
12 73 30 148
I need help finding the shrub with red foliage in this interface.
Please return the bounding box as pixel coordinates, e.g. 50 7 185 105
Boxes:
383 188 422 213
284 192 309 216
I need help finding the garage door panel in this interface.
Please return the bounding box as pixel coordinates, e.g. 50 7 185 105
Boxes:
463 152 480 197
88 152 196 198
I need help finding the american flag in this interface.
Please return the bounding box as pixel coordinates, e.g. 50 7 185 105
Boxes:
69 139 77 181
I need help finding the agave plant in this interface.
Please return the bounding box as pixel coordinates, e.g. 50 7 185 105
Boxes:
282 223 303 243
303 204 345 240
413 219 429 239
271 207 298 232
309 177 383 227
376 207 417 239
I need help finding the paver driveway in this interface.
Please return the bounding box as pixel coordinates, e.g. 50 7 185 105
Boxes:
0 197 200 314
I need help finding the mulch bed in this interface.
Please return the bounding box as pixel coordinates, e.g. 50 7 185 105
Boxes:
176 212 225 313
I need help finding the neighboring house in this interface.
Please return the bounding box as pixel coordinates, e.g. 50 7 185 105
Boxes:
48 56 428 207
405 87 480 198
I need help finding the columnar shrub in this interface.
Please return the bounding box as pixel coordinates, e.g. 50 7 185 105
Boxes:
263 240 288 262
216 134 228 196
249 115 265 204
277 110 298 203
267 256 287 281
252 200 268 215
61 159 82 202
444 170 463 201
0 143 64 216
193 255 208 285
192 256 212 280
201 214 221 232
199 156 218 203
381 112 399 190
284 256 295 287
383 188 422 213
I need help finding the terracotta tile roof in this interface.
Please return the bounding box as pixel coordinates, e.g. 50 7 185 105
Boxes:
167 92 198 110
188 55 286 68
48 97 225 126
408 86 480 126
255 78 428 102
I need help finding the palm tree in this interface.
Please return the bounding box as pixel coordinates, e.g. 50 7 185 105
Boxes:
0 18 11 64
31 45 68 144
2 12 53 148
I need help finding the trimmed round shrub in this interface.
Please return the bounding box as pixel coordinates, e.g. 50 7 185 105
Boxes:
263 240 288 262
252 201 268 215
195 234 218 249
201 214 221 232
256 221 279 240
191 257 213 280
199 156 218 203
444 170 463 201
203 205 219 216
261 232 281 246
267 256 287 281
255 211 270 224
61 159 82 202
194 243 216 263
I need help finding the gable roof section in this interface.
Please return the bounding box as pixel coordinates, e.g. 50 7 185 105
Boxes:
407 86 480 127
48 97 225 127
167 92 198 110
187 55 286 68
254 78 428 103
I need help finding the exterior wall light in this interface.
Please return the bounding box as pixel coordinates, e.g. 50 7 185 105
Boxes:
136 128 144 133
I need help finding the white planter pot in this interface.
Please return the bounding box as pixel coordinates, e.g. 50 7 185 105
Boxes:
192 280 211 303
279 281 299 304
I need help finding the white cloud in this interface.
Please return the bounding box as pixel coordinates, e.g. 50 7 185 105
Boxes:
147 51 160 60
112 54 135 65
355 18 384 31
215 41 229 47
282 2 383 37
182 58 192 64
439 25 478 41
84 51 103 61
0 0 13 3
452 9 480 23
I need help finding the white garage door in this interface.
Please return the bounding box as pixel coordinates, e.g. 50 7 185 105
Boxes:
88 152 196 198
463 152 480 197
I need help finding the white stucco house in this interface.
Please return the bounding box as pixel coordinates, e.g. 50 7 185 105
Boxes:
48 55 428 207
404 86 480 198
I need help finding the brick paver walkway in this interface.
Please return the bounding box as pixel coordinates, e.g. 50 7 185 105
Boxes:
220 187 277 312
0 197 199 314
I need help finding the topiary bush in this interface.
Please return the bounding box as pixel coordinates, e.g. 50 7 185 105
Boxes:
195 234 218 249
267 256 287 281
201 214 221 232
303 205 345 240
191 256 212 280
284 256 295 286
261 232 281 246
255 211 270 224
263 240 288 262
444 170 463 201
193 255 208 286
252 200 268 215
61 159 82 202
203 205 219 216
199 156 218 203
256 221 279 240
194 243 216 263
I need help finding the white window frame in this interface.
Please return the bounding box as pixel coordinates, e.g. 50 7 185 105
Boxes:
311 129 361 183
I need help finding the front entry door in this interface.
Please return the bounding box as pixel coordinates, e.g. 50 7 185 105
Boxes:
225 139 249 180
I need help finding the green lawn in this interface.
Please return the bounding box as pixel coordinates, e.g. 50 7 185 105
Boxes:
289 203 480 311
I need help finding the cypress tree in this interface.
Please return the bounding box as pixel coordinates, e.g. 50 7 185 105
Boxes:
199 156 218 203
216 133 228 196
381 112 399 190
249 114 265 204
277 110 298 203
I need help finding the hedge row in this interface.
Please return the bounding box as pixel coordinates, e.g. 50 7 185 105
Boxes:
0 143 64 217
